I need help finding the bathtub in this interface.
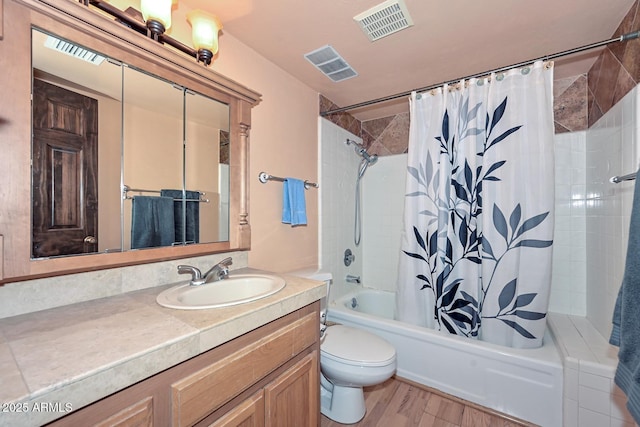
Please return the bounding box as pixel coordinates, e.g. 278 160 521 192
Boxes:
327 288 563 427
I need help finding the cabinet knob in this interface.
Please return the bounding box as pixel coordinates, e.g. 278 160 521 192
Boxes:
84 236 97 244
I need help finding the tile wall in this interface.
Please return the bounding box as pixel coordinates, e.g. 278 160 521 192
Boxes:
585 84 640 339
361 154 406 291
550 130 588 315
318 118 365 301
549 313 637 427
321 71 592 157
588 1 640 127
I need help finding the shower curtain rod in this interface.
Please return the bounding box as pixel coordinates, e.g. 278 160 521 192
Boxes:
320 30 640 116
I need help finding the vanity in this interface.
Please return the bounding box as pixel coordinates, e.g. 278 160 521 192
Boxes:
0 270 325 426
0 0 324 425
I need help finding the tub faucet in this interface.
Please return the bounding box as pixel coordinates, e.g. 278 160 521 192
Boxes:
178 257 233 286
346 274 361 284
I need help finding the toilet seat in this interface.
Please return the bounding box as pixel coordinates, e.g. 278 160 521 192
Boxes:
321 325 396 367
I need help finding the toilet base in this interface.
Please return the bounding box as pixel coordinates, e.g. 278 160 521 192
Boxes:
320 381 366 424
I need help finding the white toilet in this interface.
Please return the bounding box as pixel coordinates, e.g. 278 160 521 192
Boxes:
293 270 397 424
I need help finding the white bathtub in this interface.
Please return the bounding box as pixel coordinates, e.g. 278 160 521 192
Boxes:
327 288 563 427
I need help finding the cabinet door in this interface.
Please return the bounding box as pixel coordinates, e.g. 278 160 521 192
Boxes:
93 397 153 427
264 351 318 427
209 391 264 427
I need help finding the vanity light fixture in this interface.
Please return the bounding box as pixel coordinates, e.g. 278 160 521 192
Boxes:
187 10 223 66
80 0 222 67
140 0 176 37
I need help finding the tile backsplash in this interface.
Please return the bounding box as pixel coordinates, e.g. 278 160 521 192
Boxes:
0 251 248 319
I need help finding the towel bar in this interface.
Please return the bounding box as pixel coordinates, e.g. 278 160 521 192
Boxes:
610 172 637 184
258 172 319 190
122 184 210 202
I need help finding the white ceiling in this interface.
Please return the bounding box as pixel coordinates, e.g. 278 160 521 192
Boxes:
181 0 635 121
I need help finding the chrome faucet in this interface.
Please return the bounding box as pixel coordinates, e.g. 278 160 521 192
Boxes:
346 274 361 284
178 257 233 286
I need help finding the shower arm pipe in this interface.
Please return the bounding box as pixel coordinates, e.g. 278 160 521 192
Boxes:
320 30 640 116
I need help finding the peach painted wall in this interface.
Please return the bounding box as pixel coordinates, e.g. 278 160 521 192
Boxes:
165 4 320 272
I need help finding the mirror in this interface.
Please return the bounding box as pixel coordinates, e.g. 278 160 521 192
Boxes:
31 28 230 259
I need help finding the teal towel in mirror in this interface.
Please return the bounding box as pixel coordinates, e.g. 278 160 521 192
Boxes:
161 189 200 244
610 167 640 425
282 178 307 226
131 196 175 249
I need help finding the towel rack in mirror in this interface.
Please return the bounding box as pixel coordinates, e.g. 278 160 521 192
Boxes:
258 172 319 189
122 184 210 202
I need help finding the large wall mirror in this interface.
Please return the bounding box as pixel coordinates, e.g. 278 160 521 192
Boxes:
31 28 230 259
0 0 259 282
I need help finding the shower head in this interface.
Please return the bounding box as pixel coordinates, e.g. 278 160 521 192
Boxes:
345 138 378 165
359 148 378 165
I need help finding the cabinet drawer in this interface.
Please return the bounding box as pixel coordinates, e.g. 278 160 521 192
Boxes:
93 397 153 427
172 312 317 426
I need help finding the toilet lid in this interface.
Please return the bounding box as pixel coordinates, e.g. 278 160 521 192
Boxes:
321 325 396 367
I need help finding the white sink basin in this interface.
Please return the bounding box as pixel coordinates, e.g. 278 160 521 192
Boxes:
156 274 286 310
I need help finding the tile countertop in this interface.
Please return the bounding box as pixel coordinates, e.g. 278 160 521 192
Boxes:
0 268 325 427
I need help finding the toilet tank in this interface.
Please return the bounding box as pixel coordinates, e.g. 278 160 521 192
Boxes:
286 269 332 312
287 268 332 284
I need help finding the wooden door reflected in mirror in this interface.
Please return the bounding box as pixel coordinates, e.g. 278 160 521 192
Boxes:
32 79 98 258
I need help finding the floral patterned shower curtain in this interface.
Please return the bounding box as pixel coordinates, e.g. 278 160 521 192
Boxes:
396 61 555 348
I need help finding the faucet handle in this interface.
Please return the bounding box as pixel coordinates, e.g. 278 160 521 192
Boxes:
217 257 233 279
178 265 205 286
218 257 233 267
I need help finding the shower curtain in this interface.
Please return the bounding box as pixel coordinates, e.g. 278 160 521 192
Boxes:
396 61 554 348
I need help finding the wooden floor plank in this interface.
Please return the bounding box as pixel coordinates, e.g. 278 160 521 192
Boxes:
320 377 536 427
425 392 465 425
396 384 432 424
360 379 400 427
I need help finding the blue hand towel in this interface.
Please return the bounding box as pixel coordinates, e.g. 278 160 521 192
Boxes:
610 167 640 425
160 189 200 244
282 178 307 226
131 196 175 249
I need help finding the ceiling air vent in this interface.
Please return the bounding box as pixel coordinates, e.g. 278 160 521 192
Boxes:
304 45 358 82
354 0 414 42
44 35 105 65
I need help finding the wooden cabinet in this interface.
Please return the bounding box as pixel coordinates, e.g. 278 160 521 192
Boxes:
264 352 318 427
209 391 264 427
48 303 320 427
93 397 154 427
210 351 318 427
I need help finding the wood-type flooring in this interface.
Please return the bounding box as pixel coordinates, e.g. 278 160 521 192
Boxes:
320 377 537 427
